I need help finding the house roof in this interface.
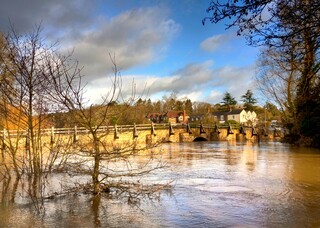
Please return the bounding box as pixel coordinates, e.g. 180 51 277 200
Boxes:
212 109 244 116
146 112 162 118
189 114 204 118
166 110 184 118
147 110 189 119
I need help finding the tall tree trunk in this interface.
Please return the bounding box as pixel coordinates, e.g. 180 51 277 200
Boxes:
92 136 101 194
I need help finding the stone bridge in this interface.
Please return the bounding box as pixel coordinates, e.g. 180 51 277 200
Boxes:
65 123 279 144
145 123 278 143
1 123 281 148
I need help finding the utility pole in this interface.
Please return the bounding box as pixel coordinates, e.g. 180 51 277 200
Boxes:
264 104 267 129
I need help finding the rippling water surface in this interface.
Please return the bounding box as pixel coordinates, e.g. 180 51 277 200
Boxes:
1 141 320 227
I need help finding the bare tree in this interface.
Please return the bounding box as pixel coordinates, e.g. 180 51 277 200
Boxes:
0 25 82 214
0 24 168 207
0 25 75 178
48 53 167 196
204 0 320 146
256 45 299 128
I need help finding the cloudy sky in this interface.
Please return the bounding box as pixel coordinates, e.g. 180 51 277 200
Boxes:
0 0 260 104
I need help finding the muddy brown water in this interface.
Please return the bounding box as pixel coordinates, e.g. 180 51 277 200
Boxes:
1 141 320 227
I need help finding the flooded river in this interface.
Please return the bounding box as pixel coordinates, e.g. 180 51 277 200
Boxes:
1 141 320 227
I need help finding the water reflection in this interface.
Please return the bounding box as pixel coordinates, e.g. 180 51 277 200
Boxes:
1 141 320 227
0 176 19 204
241 142 257 171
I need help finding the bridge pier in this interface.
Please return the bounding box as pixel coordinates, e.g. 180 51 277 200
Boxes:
236 133 246 142
226 134 236 141
210 132 220 141
179 132 194 142
146 134 156 145
167 134 176 142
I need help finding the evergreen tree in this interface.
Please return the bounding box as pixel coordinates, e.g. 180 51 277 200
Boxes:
184 99 193 114
241 90 257 111
221 92 237 111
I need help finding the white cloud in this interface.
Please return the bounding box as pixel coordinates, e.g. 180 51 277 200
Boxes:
83 61 257 104
148 61 214 94
205 90 223 104
177 91 204 102
216 65 256 100
0 1 259 105
62 7 180 82
200 34 228 52
1 2 180 84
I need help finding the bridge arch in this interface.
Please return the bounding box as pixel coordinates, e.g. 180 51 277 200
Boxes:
193 136 208 142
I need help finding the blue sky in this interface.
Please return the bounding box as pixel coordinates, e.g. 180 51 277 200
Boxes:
0 0 260 105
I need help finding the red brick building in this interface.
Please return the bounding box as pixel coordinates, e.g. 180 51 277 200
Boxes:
146 110 189 124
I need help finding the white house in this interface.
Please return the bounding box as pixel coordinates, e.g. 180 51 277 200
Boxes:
212 109 258 126
245 111 257 124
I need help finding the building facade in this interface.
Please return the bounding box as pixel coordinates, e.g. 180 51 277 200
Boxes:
212 109 257 126
146 110 189 124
